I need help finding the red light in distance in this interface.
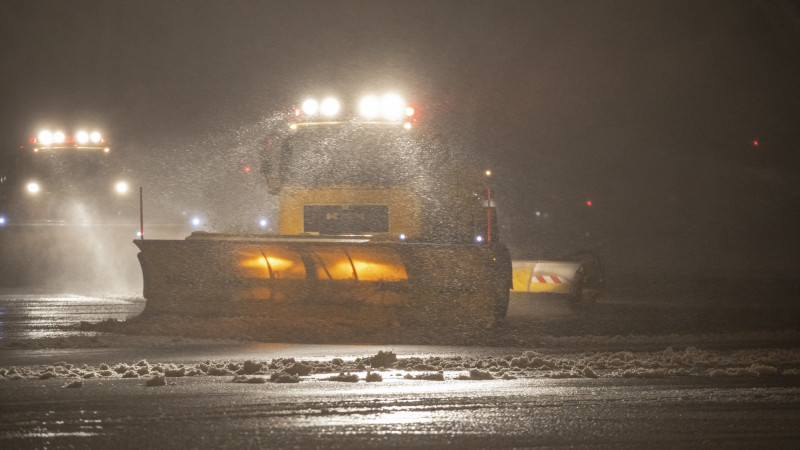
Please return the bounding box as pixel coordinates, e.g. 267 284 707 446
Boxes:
586 200 592 206
753 140 759 147
244 166 251 173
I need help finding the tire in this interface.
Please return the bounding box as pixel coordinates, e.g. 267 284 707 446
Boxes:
568 267 586 304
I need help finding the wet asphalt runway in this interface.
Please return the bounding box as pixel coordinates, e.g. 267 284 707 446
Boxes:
1 277 799 448
1 373 799 448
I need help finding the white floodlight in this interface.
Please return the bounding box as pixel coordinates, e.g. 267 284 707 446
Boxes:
320 97 340 117
115 181 129 194
76 130 89 144
90 131 102 143
27 182 40 194
38 130 53 145
53 131 66 143
302 99 319 115
359 95 380 119
380 93 405 120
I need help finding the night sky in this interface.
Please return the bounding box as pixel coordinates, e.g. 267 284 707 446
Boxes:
2 0 799 275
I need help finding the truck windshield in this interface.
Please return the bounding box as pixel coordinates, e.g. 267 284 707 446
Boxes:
21 149 110 194
281 125 424 188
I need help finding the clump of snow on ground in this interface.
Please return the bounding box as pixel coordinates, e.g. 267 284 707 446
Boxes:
2 348 799 384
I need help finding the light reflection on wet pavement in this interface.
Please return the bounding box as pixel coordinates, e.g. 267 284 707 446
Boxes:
0 294 144 340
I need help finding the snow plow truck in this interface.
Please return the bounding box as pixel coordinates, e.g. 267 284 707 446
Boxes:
0 127 145 291
133 94 513 327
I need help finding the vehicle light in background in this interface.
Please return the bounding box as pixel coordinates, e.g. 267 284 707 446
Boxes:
190 217 202 228
38 130 53 145
586 200 592 207
115 181 129 194
320 97 340 117
26 182 40 194
136 230 142 238
403 123 412 130
29 137 37 144
259 218 268 229
76 130 89 144
405 106 415 117
53 131 65 143
0 216 6 226
302 99 319 116
90 131 102 143
399 233 407 241
475 235 484 243
244 166 251 173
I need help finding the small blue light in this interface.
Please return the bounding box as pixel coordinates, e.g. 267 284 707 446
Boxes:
535 211 541 217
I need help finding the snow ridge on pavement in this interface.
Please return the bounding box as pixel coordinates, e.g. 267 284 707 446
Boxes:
2 347 799 384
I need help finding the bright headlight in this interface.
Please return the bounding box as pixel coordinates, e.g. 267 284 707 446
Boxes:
359 95 380 119
381 93 405 120
302 99 319 115
38 130 53 145
53 131 65 144
27 182 40 194
320 97 340 117
115 181 129 194
90 131 102 143
76 130 89 144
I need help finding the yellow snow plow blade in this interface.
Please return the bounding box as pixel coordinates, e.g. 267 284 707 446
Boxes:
512 260 583 296
511 256 604 302
134 233 512 326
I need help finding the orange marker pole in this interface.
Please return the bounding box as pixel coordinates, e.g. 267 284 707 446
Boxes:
139 186 144 240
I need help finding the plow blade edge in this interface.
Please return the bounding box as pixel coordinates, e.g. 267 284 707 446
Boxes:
134 238 512 326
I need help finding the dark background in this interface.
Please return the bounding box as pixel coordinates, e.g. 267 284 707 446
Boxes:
2 0 799 276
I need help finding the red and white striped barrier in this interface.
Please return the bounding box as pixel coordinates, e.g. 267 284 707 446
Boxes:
530 275 563 284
